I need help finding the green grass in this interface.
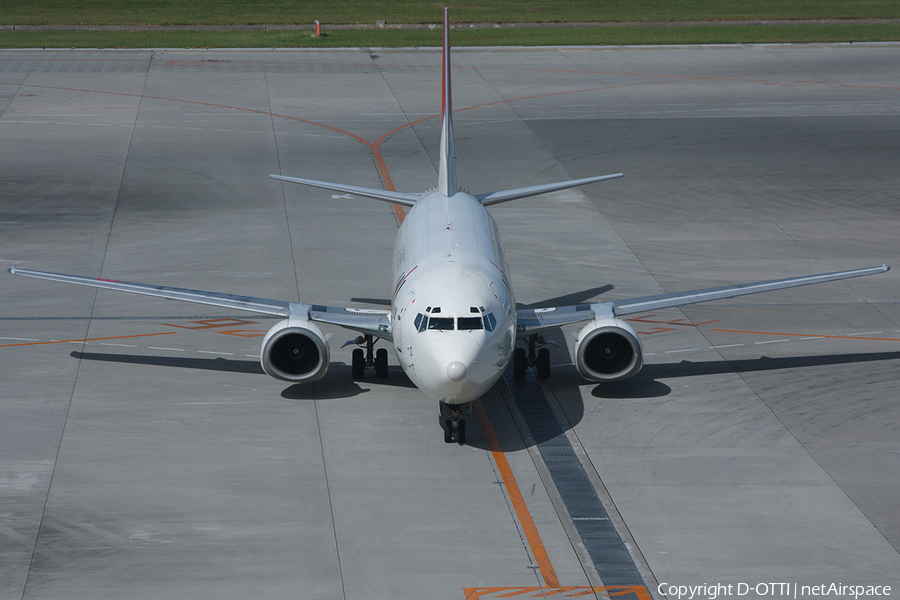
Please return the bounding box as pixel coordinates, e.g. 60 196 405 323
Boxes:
2 0 899 26
1 23 899 49
2 0 899 47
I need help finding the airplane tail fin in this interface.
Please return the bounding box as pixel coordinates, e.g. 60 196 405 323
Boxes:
272 8 621 208
437 6 457 197
435 9 622 205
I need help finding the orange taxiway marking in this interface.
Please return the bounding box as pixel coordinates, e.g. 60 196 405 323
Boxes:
12 56 895 227
473 399 560 589
0 331 176 348
163 318 257 330
711 329 900 342
628 315 719 327
0 65 704 593
464 584 652 599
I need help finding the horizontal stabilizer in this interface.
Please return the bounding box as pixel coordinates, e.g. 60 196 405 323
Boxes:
476 172 623 206
270 174 422 207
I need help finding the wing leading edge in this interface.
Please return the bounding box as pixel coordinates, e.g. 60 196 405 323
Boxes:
7 267 392 340
515 264 890 337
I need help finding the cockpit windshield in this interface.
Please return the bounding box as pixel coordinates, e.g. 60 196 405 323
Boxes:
427 317 455 331
413 312 496 333
457 317 483 331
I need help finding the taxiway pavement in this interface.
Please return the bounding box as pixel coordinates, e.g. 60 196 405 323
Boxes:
2 44 899 599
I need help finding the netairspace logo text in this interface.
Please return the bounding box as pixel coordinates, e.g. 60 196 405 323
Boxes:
658 583 892 600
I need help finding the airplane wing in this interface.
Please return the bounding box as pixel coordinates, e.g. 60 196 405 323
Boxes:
515 264 889 337
7 267 392 340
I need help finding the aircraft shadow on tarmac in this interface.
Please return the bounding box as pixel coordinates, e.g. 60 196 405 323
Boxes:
590 350 900 400
484 348 900 452
70 348 900 450
71 351 265 375
515 284 614 311
69 351 417 401
281 363 417 400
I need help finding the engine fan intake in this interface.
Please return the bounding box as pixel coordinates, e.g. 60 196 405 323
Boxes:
574 320 643 382
261 319 330 382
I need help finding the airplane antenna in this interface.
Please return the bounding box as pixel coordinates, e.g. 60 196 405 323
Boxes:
438 6 457 197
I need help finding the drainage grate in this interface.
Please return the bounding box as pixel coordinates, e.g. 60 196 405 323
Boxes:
503 365 646 587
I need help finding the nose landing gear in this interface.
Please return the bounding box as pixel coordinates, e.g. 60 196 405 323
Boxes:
440 401 471 444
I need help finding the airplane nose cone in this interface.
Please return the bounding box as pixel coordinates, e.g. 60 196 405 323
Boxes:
446 361 467 382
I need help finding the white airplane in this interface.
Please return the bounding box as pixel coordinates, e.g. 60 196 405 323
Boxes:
8 8 889 443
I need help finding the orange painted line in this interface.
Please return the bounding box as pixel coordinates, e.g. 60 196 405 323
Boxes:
473 399 559 589
24 66 893 231
12 64 662 598
711 329 900 342
635 326 677 335
463 585 652 599
2 81 411 224
0 331 176 348
628 315 719 326
216 329 268 338
4 82 373 143
0 79 666 229
163 318 257 330
496 589 535 598
370 114 435 225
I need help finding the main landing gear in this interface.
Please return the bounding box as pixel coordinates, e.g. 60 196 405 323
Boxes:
440 401 471 444
350 334 388 380
513 334 552 380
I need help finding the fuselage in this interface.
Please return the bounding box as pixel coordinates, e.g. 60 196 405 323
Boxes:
390 190 516 404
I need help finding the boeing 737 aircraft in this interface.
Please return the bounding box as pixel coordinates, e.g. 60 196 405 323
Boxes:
9 9 889 443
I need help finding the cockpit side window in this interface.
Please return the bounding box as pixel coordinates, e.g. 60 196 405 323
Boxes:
427 317 454 331
483 313 497 331
414 313 426 332
457 317 484 331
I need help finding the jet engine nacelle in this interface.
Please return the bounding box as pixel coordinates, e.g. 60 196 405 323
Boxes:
260 318 330 383
574 318 643 382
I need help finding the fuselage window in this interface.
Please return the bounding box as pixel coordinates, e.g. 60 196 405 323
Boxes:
427 317 454 331
457 317 484 331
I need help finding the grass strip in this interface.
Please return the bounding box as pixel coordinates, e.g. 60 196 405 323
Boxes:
1 24 899 49
2 0 900 26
